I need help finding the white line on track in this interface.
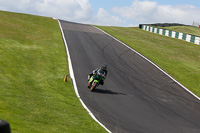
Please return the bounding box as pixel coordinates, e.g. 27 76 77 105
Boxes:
57 19 112 133
94 26 200 101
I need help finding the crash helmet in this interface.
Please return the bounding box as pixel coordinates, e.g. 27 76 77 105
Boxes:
101 63 107 70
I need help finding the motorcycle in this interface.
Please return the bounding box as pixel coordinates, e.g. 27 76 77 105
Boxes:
87 69 106 91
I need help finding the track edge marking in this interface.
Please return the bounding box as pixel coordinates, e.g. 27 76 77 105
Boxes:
57 19 112 133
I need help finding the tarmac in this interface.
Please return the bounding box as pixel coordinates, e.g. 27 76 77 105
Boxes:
59 20 200 133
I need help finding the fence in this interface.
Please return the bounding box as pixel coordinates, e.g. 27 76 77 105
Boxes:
192 21 199 28
139 24 200 45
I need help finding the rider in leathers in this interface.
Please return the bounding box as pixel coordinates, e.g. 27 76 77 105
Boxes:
88 64 107 88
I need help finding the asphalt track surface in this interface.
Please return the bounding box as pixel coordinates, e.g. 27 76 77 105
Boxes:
59 20 200 133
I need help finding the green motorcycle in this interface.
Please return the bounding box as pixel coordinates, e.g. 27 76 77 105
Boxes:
88 69 106 91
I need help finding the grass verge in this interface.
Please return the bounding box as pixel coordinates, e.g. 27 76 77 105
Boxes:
0 10 106 133
95 26 200 97
160 26 200 37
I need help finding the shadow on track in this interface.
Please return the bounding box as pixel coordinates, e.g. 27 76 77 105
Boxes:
93 88 126 95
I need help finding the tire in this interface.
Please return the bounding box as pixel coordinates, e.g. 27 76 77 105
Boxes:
90 82 97 91
0 120 11 133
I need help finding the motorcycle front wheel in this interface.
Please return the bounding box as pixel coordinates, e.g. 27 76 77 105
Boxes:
90 82 97 91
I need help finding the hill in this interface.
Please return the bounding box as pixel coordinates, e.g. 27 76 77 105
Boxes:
162 26 200 37
0 10 106 133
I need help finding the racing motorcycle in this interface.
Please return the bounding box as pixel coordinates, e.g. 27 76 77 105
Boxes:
87 69 106 91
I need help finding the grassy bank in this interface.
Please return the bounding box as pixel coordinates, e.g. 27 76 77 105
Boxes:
96 26 200 97
161 26 200 37
0 11 106 133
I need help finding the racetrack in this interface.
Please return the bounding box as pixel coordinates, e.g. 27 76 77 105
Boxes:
59 20 200 133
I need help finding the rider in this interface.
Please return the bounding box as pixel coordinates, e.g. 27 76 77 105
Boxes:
88 64 107 87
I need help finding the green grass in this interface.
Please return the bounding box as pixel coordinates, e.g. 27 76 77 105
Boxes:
0 11 106 133
95 26 200 97
160 26 200 37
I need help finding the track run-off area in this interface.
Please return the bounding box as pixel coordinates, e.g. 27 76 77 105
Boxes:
59 20 200 133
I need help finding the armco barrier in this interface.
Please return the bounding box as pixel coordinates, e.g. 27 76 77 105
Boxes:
140 24 200 45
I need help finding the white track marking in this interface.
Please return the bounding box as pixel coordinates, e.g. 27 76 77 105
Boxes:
94 26 200 101
57 19 112 133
